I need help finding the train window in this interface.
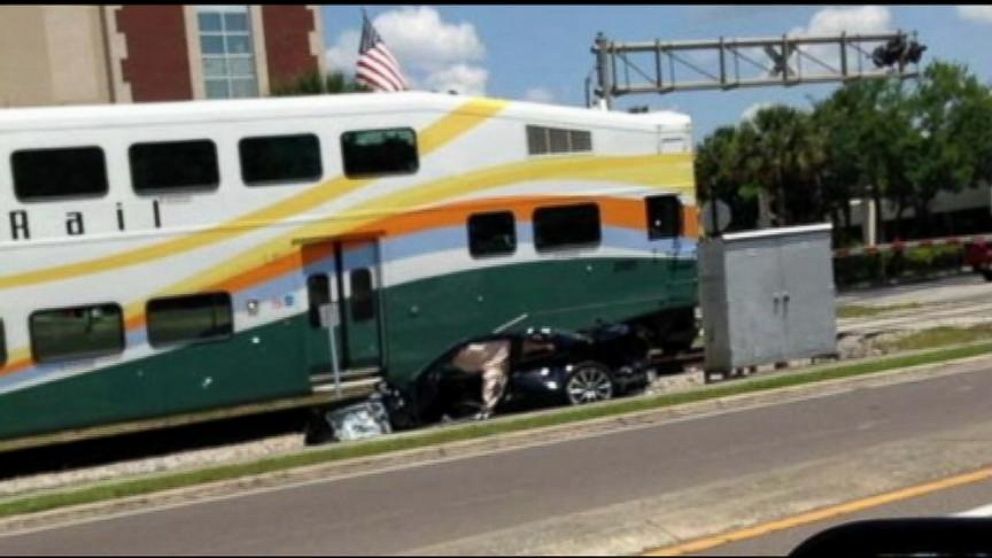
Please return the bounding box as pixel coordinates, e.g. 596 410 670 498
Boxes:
306 274 331 328
341 128 418 178
646 195 682 239
129 140 219 194
147 292 232 348
30 303 124 363
0 319 6 366
533 203 601 251
11 146 108 201
239 134 322 186
350 268 375 322
468 211 516 257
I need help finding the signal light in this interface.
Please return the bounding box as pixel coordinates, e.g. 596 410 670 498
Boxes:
872 35 926 69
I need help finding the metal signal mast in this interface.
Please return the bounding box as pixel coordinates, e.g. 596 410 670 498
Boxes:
588 30 925 108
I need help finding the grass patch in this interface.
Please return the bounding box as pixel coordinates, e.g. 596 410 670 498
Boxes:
837 302 922 319
4 340 992 520
880 325 992 353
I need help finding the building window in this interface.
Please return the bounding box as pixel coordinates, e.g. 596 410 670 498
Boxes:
341 128 418 178
533 203 601 251
147 292 233 348
240 134 322 186
129 140 220 194
11 147 108 201
30 304 124 363
198 5 258 99
468 211 516 257
646 195 682 240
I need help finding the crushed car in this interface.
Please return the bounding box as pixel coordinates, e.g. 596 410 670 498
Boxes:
383 323 654 429
305 323 654 443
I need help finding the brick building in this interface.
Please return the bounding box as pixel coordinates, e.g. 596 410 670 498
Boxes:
0 5 327 107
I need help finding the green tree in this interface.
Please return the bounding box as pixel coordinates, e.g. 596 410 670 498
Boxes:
811 93 862 244
739 105 826 226
804 77 919 242
695 126 760 231
686 61 992 243
270 70 369 96
905 60 992 236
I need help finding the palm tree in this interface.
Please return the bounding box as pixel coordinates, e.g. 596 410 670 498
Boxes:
695 126 760 231
743 105 815 226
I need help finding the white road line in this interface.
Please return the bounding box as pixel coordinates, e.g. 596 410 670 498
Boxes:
954 502 992 517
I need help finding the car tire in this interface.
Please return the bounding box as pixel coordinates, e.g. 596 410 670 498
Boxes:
982 269 992 282
564 361 614 405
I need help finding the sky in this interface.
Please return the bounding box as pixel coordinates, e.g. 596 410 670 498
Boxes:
320 5 992 141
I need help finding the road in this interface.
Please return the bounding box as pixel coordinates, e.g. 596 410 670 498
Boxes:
4 357 992 555
696 475 992 556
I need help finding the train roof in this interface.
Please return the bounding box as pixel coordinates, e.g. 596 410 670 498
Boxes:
0 91 691 134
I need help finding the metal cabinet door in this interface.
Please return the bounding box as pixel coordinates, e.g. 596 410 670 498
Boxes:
779 230 837 358
724 236 787 366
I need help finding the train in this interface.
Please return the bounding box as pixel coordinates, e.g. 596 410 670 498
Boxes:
0 91 699 443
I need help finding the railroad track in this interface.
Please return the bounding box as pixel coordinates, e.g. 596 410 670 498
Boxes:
838 299 992 336
6 281 985 493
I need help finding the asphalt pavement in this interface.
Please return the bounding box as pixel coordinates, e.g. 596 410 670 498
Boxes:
3 357 992 555
700 476 992 556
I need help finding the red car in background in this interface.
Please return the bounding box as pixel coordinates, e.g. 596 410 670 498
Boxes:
965 239 992 281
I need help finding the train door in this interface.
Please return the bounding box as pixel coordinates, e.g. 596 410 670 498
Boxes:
338 238 384 370
302 237 384 383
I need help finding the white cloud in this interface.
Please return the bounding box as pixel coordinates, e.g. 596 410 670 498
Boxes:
741 102 773 121
325 29 360 75
786 6 893 72
957 6 992 24
797 5 893 36
523 87 555 103
325 7 488 95
373 7 485 71
423 64 488 96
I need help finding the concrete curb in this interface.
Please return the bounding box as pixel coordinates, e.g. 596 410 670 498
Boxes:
3 350 992 536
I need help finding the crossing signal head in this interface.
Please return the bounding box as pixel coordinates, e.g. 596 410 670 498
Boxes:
872 35 926 69
905 41 927 64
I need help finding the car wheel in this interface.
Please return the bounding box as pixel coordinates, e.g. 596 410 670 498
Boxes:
982 269 992 282
565 362 614 405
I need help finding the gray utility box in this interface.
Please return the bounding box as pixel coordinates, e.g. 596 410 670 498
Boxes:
699 223 837 374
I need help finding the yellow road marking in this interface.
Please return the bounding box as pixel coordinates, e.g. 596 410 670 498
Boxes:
643 465 992 556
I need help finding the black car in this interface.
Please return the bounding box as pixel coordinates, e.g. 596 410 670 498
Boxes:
383 323 653 429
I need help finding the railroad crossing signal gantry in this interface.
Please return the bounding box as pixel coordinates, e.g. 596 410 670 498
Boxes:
589 30 924 108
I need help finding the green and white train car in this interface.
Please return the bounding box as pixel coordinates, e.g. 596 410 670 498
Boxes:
0 92 699 442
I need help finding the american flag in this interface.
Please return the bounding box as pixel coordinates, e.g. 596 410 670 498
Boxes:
356 11 409 93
